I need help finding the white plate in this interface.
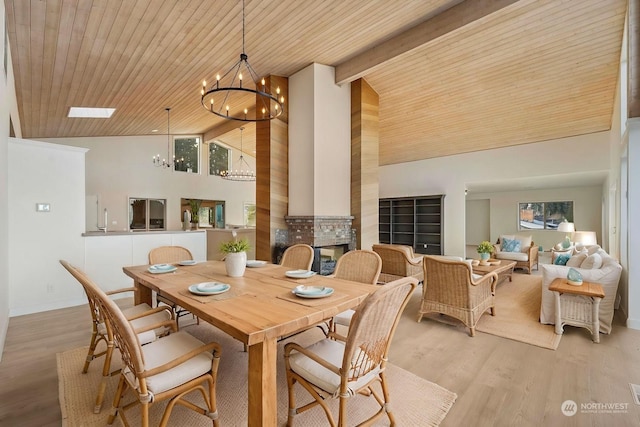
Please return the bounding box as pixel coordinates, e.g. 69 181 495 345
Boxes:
148 264 177 274
293 285 327 295
246 260 268 268
189 283 230 296
285 270 316 279
178 260 197 266
292 287 334 298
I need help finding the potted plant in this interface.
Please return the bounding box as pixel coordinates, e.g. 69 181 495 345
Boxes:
188 199 201 229
477 241 494 265
220 237 251 277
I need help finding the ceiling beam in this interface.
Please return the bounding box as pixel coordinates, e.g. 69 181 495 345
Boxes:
334 0 521 85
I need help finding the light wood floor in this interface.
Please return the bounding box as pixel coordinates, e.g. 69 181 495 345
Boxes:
1 284 640 427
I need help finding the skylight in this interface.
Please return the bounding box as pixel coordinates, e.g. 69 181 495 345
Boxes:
67 107 116 118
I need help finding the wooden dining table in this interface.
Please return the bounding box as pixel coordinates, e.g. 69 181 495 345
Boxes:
122 260 377 426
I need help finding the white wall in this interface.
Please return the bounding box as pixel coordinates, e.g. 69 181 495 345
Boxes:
8 139 88 316
380 132 612 257
289 63 351 216
465 199 490 246
37 135 256 230
0 4 22 360
626 120 640 329
469 185 603 251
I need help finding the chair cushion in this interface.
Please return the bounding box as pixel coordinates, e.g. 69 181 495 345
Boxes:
502 238 521 252
333 309 355 327
495 251 528 262
124 331 212 395
581 253 603 270
553 254 571 266
98 303 169 345
288 339 380 396
515 235 532 251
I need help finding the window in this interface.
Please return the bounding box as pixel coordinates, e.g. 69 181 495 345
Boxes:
209 141 231 176
174 136 200 173
244 202 256 227
180 198 225 229
518 201 573 230
129 198 166 231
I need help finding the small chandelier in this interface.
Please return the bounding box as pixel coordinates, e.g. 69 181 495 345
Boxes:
221 127 256 181
152 107 174 168
200 0 284 122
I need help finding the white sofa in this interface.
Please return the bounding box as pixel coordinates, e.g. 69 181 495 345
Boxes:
540 246 622 334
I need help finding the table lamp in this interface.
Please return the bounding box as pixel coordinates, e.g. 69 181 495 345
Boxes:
573 231 597 246
557 221 575 248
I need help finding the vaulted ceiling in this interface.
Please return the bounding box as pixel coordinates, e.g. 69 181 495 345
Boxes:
5 0 627 166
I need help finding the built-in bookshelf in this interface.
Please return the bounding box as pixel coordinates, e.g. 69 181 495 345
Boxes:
379 195 444 255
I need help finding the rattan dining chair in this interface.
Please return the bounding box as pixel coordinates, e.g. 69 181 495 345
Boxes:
71 262 222 427
280 244 314 270
98 289 221 427
328 250 382 336
417 255 499 337
60 260 174 414
149 246 196 327
284 277 417 426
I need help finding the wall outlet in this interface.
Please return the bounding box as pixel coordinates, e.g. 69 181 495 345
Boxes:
46 283 54 293
111 220 118 225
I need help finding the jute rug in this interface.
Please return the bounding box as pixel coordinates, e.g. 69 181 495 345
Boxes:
418 273 560 350
58 325 457 426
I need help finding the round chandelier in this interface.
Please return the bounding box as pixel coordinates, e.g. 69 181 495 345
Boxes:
221 127 256 181
200 0 284 122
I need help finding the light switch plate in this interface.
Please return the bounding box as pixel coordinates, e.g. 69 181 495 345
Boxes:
36 203 51 212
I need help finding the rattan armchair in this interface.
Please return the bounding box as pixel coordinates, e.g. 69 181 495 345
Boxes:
149 246 196 326
417 256 498 337
372 244 424 283
284 277 417 426
71 262 223 427
329 250 382 335
60 260 173 413
280 244 314 270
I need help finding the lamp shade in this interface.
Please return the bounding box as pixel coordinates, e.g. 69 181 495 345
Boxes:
573 231 597 246
557 222 575 233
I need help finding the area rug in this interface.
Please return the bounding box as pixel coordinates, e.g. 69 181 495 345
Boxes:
475 273 561 349
58 325 457 426
416 273 560 349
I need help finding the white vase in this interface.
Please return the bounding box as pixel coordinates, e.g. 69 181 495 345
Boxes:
225 252 247 277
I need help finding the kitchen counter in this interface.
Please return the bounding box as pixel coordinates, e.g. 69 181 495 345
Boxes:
82 229 205 237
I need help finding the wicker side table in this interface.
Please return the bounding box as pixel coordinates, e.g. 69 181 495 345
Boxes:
549 278 605 343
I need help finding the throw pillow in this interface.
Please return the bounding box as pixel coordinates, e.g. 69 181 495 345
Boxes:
587 245 602 256
554 253 571 266
502 238 521 252
581 253 603 269
566 252 588 267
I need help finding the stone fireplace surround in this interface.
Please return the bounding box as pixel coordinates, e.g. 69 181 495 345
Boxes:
275 216 356 274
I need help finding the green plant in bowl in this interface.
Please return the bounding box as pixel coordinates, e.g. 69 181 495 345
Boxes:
220 238 251 253
476 241 494 254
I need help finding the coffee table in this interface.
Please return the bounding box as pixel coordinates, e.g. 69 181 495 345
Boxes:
473 260 517 284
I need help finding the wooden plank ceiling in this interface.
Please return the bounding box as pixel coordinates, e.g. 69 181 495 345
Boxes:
5 0 627 165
